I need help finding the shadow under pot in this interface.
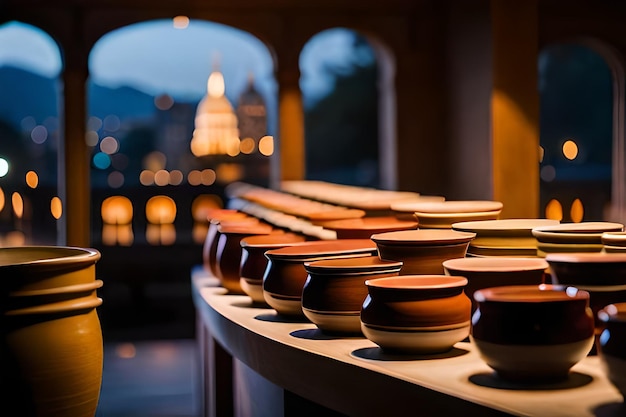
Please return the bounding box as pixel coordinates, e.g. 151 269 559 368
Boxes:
239 233 307 305
263 239 378 317
302 256 403 335
471 284 595 383
360 275 471 354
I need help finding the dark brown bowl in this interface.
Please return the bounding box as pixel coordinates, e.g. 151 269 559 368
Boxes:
471 284 595 382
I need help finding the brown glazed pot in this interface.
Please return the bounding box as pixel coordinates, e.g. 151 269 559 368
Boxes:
263 240 378 317
597 303 626 398
371 229 476 275
360 275 471 354
239 233 307 304
215 222 277 294
471 284 595 382
202 212 255 277
0 246 103 417
301 256 403 335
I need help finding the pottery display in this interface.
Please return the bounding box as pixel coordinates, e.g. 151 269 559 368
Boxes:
471 284 595 382
451 218 559 257
215 221 277 294
597 302 626 398
545 252 626 346
397 200 503 229
239 233 307 304
360 275 472 354
532 222 624 257
301 256 403 335
442 256 549 314
321 216 418 239
371 229 476 275
263 239 378 316
0 246 104 417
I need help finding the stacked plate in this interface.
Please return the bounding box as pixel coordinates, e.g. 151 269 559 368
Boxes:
452 218 560 257
532 221 624 257
393 200 503 229
601 231 626 253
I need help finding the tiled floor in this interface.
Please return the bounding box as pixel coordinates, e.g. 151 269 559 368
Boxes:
96 338 201 417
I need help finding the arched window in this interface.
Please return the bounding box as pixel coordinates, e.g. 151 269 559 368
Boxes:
538 42 620 222
0 21 63 245
88 18 276 247
300 28 395 189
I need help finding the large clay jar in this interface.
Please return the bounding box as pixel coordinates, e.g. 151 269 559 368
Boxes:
215 222 277 294
263 240 378 317
360 275 472 354
302 256 403 335
239 233 307 304
0 246 103 417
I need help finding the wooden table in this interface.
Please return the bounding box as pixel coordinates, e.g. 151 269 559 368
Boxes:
191 266 625 417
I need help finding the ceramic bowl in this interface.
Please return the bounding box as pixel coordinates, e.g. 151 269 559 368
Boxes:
302 256 403 335
407 200 503 229
532 222 624 256
360 275 471 354
601 232 626 253
202 211 254 276
442 256 549 314
452 218 559 257
471 284 595 382
597 303 626 398
263 239 378 316
321 216 418 239
239 233 307 304
545 252 626 336
371 229 476 275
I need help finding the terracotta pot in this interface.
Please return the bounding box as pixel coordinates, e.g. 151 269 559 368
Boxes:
398 200 503 229
263 240 378 316
0 246 103 417
201 210 252 277
321 216 418 239
239 233 307 304
302 256 403 335
360 275 471 354
215 222 276 294
471 284 595 382
371 229 475 275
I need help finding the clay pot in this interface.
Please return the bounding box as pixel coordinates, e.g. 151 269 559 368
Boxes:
239 233 307 304
0 246 103 417
442 256 549 314
471 284 595 382
321 216 418 239
371 229 476 275
532 221 623 257
399 200 503 229
360 275 472 354
263 240 378 317
302 256 403 335
215 222 277 294
202 211 254 277
597 303 626 398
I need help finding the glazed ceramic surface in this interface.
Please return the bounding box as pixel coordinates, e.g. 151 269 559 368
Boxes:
203 215 258 277
263 240 378 316
360 275 471 354
442 256 549 314
301 256 403 335
602 232 626 253
471 284 595 382
597 303 626 397
321 216 418 239
405 200 503 229
0 246 104 417
533 222 624 256
371 229 476 275
452 218 559 257
215 222 277 294
239 233 306 304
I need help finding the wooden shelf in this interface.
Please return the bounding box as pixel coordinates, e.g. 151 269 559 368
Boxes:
192 266 625 417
